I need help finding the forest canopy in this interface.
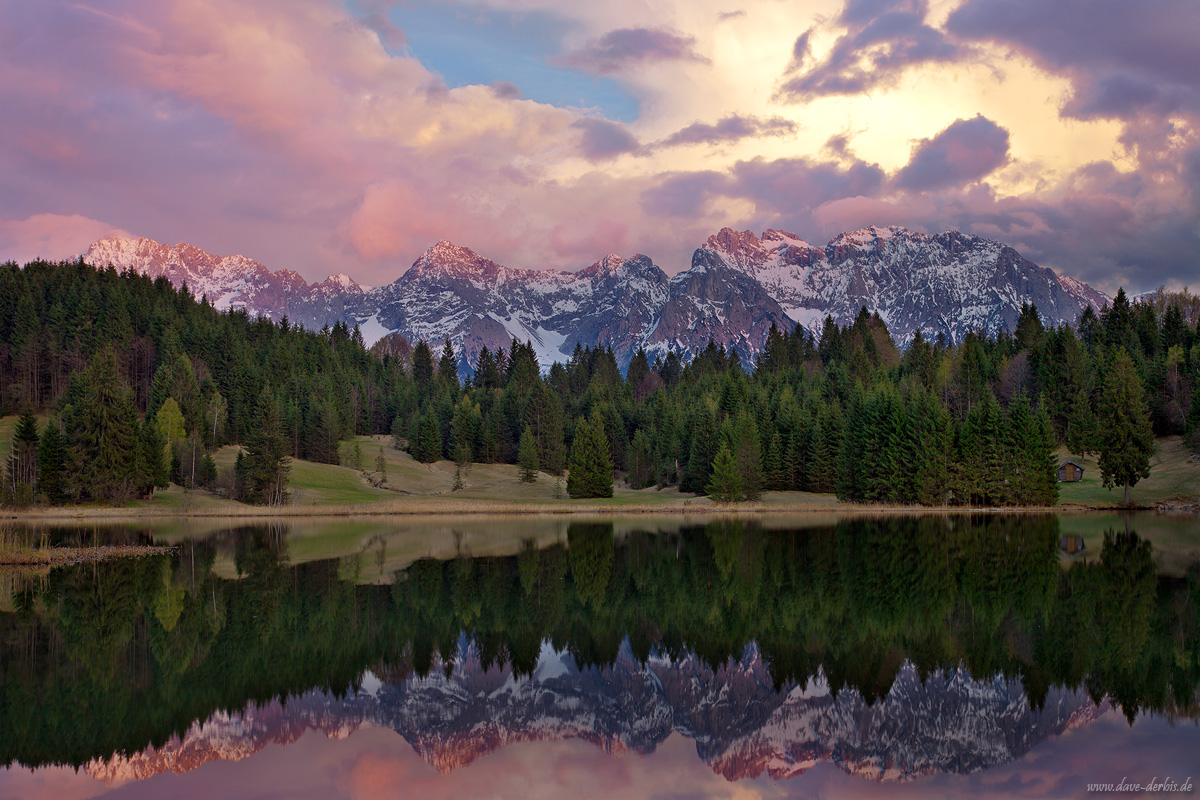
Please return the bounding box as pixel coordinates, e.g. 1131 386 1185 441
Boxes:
1 258 1197 507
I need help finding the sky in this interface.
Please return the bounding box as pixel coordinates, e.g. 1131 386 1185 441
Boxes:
0 0 1197 293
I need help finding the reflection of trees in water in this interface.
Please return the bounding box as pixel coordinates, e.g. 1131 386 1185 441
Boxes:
0 517 1197 769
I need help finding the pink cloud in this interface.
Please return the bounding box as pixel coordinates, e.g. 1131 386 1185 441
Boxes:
0 213 133 264
550 218 630 260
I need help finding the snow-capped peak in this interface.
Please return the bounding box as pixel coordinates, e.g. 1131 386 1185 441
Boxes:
831 225 911 247
324 273 358 289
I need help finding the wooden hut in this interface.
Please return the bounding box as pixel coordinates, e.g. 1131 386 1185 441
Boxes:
1057 461 1085 482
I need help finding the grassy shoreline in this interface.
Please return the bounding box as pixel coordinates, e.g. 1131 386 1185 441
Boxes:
0 496 1185 522
0 426 1194 523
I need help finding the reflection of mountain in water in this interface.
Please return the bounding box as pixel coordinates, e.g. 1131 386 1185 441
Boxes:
86 641 1108 784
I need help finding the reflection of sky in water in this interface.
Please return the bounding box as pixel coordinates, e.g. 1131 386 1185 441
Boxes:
2 711 1197 800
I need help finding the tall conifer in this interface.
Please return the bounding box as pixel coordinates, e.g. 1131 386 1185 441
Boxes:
567 410 613 498
1098 350 1155 505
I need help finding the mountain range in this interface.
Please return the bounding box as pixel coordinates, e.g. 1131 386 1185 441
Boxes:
84 226 1109 373
83 642 1108 785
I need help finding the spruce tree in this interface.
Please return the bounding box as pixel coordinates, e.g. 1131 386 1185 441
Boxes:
518 427 539 483
627 429 654 489
243 387 291 506
438 339 459 389
733 411 763 501
136 420 169 497
1098 350 1155 505
413 411 442 463
375 447 387 479
37 420 67 505
1030 404 1060 506
764 431 785 491
199 452 218 488
69 347 139 504
1064 388 1096 462
567 410 613 498
6 408 40 504
680 406 717 495
412 340 435 395
706 443 742 503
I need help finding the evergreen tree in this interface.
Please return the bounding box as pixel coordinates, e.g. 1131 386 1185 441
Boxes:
5 409 40 505
1097 350 1155 505
413 411 442 464
680 405 717 495
36 420 67 505
1064 388 1097 461
412 340 435 394
198 451 218 488
706 443 742 503
449 396 481 464
1029 404 1060 506
524 380 567 474
518 427 539 483
438 339 459 389
567 410 613 498
136 420 169 497
733 410 763 501
627 429 654 489
375 447 387 479
764 431 785 491
67 347 140 504
243 387 291 506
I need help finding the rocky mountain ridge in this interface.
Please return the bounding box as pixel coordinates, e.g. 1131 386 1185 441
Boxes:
84 226 1109 374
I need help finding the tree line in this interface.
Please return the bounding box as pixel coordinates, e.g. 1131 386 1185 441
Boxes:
1 257 1196 506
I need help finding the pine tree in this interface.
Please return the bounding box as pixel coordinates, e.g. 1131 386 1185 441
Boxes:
524 380 567 474
413 411 442 463
375 447 387 479
5 410 39 503
243 387 291 506
1098 350 1155 505
680 406 717 495
567 410 613 498
627 429 654 489
706 443 742 503
450 395 481 465
1064 388 1096 461
136 420 169 497
764 431 785 491
199 451 218 488
733 410 763 501
1029 404 1060 506
438 338 459 389
5 409 40 505
37 420 67 505
412 340 434 394
518 427 539 483
68 347 139 504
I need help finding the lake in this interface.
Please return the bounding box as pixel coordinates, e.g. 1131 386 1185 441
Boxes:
1 513 1197 799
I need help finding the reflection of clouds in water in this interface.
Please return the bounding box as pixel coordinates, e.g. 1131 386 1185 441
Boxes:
4 712 1198 800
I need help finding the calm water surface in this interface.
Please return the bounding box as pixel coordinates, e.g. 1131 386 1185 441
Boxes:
1 513 1197 799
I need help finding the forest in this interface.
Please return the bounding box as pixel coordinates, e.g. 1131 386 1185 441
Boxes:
0 257 1197 506
0 517 1196 768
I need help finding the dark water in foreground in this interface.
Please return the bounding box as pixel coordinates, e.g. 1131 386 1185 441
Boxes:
0 514 1197 799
